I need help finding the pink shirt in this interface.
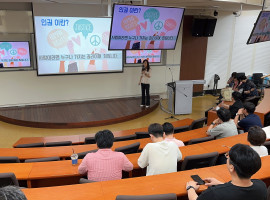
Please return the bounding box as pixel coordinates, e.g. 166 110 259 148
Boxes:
164 138 185 147
78 149 133 182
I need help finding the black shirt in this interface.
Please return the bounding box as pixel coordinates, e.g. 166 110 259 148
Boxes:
197 180 267 200
229 100 243 119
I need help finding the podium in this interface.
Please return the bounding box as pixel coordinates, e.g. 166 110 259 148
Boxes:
167 80 206 115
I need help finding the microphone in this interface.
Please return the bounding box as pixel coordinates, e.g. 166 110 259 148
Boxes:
169 67 174 83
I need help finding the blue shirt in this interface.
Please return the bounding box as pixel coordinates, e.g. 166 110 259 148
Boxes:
238 113 262 132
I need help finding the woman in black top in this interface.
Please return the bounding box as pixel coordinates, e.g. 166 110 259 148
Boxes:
219 91 243 119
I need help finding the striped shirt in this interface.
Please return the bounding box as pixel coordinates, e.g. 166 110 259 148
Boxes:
78 149 133 181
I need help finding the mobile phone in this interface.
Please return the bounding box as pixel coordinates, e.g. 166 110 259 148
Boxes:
191 175 205 185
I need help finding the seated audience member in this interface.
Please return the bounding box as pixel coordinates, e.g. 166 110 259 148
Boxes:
78 130 133 181
207 108 238 139
138 123 182 176
227 72 237 87
219 91 243 119
162 122 185 147
248 126 268 157
232 76 241 92
234 102 262 132
186 143 267 200
238 75 258 99
0 186 27 200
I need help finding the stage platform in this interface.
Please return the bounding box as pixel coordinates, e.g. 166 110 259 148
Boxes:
0 96 159 129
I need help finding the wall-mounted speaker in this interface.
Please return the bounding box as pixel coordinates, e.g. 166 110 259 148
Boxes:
192 16 217 37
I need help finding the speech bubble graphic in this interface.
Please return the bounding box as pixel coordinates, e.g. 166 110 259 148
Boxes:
144 8 160 24
164 18 177 31
121 15 139 31
47 29 69 49
18 48 28 56
9 49 17 56
0 42 12 51
73 19 93 39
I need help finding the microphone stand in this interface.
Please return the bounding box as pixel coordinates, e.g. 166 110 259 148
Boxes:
165 67 179 120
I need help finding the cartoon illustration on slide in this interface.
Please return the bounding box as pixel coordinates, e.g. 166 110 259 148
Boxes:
35 17 122 75
111 5 183 50
0 42 30 68
249 12 270 43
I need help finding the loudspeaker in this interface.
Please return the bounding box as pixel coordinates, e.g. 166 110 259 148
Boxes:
204 18 217 36
192 17 217 37
192 18 207 37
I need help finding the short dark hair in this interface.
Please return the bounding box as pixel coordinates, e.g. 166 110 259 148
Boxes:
162 122 174 135
231 72 237 78
248 126 266 146
0 186 27 200
232 91 242 101
239 75 247 81
243 102 256 114
95 130 114 149
217 107 231 122
229 144 261 179
148 123 163 138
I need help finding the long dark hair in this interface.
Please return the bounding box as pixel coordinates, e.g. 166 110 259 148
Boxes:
142 59 150 72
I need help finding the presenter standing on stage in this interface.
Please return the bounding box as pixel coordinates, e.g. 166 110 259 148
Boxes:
139 59 151 108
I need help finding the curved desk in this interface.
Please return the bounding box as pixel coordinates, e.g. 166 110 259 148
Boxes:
1 127 208 161
0 131 249 188
13 118 194 147
255 88 270 125
22 155 270 200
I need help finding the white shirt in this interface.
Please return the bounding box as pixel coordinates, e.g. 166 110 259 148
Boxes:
250 145 268 157
141 69 151 84
138 140 182 176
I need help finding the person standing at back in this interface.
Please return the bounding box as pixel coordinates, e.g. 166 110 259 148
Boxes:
138 123 182 176
138 59 151 108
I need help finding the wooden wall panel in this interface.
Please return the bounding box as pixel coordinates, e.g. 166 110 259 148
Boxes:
180 16 208 93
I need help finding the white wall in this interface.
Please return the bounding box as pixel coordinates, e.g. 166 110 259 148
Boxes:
204 10 270 90
0 3 181 107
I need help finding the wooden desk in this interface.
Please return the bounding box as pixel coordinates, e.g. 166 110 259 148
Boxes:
22 155 270 200
255 88 270 125
1 127 208 161
198 132 249 154
0 163 32 180
1 129 250 188
22 166 226 200
23 181 104 200
13 118 194 147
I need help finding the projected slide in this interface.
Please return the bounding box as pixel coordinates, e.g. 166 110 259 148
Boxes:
0 42 31 68
126 50 161 63
34 17 123 75
247 11 270 44
109 4 184 50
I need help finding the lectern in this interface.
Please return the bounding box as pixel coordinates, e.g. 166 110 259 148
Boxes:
167 80 206 115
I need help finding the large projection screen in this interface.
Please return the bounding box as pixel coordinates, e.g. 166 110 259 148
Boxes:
0 41 31 68
247 11 270 44
34 16 123 75
109 4 185 50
